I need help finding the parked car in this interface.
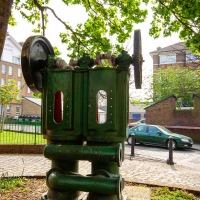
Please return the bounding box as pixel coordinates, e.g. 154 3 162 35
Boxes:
4 115 19 123
127 124 193 149
18 115 41 124
129 119 146 127
12 116 19 120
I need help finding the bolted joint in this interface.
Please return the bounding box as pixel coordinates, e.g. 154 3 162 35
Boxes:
46 169 123 199
47 55 58 69
77 53 95 69
116 50 133 69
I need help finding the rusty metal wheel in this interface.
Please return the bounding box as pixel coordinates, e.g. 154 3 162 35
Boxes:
21 36 54 93
132 30 143 89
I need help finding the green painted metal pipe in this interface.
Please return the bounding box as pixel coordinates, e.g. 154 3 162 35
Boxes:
47 170 122 199
44 143 122 166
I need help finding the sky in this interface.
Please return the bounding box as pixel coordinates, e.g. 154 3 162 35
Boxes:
7 1 181 100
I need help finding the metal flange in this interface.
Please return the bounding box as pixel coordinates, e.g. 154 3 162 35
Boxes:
21 35 54 93
132 29 143 89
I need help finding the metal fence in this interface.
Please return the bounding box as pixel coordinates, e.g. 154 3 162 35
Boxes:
0 122 46 144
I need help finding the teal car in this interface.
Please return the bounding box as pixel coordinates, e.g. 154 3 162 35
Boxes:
127 124 193 149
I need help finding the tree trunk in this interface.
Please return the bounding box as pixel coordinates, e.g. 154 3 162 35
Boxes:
0 0 13 59
1 105 5 133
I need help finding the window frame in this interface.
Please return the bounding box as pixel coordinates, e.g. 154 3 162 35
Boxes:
8 66 13 75
12 56 20 65
2 64 6 74
7 105 11 116
17 81 21 90
16 106 20 115
1 78 5 85
186 53 199 63
18 68 22 77
159 54 176 64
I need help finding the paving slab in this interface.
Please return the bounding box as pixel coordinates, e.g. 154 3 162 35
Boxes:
75 186 151 200
123 186 151 200
0 144 200 198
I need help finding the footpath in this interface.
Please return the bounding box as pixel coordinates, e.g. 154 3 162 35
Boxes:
0 144 200 199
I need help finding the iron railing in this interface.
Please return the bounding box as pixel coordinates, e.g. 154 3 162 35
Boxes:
0 121 46 144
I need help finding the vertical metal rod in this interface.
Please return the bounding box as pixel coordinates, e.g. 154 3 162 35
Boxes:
130 134 135 159
167 136 174 165
34 122 37 145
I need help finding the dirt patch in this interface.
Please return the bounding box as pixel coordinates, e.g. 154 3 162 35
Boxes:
0 178 47 200
1 178 200 200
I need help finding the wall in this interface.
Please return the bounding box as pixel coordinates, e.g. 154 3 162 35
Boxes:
146 95 177 125
0 145 45 154
166 126 200 143
21 99 41 116
146 95 200 142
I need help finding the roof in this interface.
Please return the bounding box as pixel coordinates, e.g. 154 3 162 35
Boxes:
193 94 200 99
98 109 106 113
129 104 146 113
23 96 41 106
6 33 22 51
150 42 187 55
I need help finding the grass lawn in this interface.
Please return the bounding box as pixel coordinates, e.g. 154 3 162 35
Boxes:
0 131 46 144
151 186 200 200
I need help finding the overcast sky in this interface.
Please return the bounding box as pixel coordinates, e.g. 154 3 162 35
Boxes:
8 1 181 99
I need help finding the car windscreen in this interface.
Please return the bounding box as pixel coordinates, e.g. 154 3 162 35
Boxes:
157 126 173 134
131 125 147 132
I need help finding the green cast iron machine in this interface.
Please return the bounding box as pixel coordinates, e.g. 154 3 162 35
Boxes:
21 30 143 200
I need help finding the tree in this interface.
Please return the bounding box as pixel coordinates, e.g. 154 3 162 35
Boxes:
11 0 147 58
146 66 200 106
150 0 200 55
0 0 14 58
0 80 21 132
1 0 200 60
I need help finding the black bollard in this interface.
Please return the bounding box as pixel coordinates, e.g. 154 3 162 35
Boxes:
130 134 135 159
167 136 174 165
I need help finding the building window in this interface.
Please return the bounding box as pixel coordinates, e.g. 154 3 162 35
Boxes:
27 87 31 93
12 56 20 64
7 105 11 115
186 53 199 62
18 68 22 77
2 65 6 74
159 55 176 64
16 106 20 115
1 78 5 85
17 81 21 89
9 66 13 75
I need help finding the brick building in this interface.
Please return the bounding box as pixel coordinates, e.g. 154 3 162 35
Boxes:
150 42 200 72
129 104 146 122
145 95 200 142
0 33 34 117
21 96 41 116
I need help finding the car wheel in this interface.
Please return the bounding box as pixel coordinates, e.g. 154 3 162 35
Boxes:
127 136 136 145
167 139 177 150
